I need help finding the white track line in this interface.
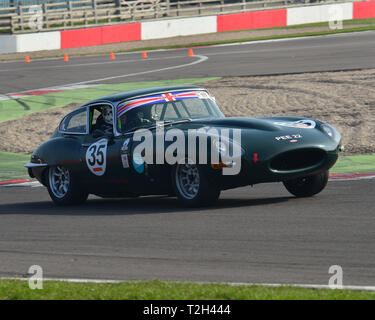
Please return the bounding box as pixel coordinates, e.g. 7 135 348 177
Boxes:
4 54 208 96
0 84 99 101
0 55 189 73
225 282 375 292
1 276 374 292
209 30 375 49
3 181 42 187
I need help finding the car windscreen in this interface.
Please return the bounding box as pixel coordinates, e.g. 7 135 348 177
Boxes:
116 91 224 133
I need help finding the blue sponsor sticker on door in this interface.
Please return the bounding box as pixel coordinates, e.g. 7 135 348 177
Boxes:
132 153 144 174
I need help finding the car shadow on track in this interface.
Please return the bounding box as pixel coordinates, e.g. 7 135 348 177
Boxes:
0 195 292 216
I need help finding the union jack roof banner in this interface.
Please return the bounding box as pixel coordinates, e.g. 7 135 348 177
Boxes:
117 91 209 117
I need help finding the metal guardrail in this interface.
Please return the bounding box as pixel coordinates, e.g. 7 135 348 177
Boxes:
0 0 354 33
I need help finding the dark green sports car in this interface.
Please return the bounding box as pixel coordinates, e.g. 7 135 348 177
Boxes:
25 85 342 207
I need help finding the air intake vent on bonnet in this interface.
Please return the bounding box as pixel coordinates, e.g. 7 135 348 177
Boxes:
270 148 326 171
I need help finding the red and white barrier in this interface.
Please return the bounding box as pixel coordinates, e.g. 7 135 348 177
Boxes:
1 1 375 54
217 9 287 32
60 23 141 48
287 3 353 25
353 0 375 18
141 16 217 40
0 31 60 53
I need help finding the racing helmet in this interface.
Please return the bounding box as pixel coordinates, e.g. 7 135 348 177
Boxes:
101 106 113 125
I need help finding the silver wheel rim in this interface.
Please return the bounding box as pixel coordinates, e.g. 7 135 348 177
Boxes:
49 166 70 199
175 163 200 200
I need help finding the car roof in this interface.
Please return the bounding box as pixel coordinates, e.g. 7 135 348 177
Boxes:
79 85 206 108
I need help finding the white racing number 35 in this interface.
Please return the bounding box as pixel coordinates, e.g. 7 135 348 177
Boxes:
86 138 108 176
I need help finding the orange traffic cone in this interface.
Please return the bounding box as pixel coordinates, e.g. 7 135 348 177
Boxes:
142 50 148 59
63 54 69 62
110 52 115 60
188 48 194 57
25 56 30 63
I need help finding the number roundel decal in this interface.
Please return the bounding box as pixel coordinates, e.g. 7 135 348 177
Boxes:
86 138 108 176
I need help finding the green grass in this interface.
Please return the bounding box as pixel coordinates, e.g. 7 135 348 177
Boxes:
0 78 219 123
0 151 374 182
330 154 375 174
0 151 30 181
343 17 375 25
0 279 374 300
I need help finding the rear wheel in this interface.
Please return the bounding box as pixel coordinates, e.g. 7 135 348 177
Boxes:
46 166 88 205
283 170 329 198
172 163 220 207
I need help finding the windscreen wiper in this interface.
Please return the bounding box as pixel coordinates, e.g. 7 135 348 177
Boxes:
161 118 192 126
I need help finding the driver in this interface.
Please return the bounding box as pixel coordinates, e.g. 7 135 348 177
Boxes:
94 106 113 133
120 109 152 132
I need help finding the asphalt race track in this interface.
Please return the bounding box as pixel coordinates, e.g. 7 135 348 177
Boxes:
1 31 375 286
2 31 375 94
1 180 374 285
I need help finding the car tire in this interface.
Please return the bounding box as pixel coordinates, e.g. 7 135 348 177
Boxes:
171 163 220 207
283 170 329 198
46 166 88 206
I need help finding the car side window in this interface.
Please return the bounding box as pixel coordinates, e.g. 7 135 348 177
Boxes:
59 108 87 134
90 107 102 132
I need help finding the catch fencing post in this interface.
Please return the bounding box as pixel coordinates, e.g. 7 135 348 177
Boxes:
68 0 73 27
43 3 47 30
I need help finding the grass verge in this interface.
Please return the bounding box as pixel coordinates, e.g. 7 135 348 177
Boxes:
0 77 219 123
0 152 374 182
330 154 375 174
0 279 374 300
0 151 30 181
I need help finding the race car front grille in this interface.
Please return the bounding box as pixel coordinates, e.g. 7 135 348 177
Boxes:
270 148 326 172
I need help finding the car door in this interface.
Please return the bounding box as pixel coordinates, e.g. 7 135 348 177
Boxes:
57 106 89 175
80 103 132 195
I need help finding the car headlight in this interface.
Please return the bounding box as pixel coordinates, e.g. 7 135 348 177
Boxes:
320 123 341 144
321 124 334 137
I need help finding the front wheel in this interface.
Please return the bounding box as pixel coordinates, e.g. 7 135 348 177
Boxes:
46 166 88 205
171 163 220 207
283 170 329 198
